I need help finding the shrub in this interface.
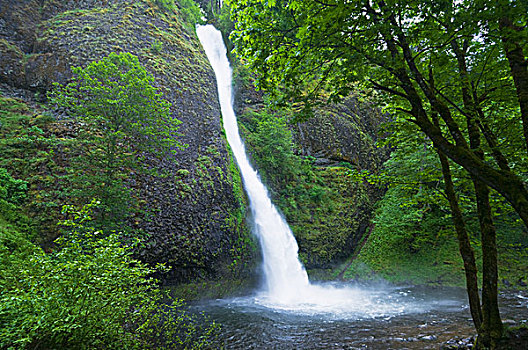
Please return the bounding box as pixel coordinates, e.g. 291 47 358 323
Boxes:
49 52 184 230
0 200 218 349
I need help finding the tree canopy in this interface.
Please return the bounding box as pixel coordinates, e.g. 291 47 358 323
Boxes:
228 0 528 227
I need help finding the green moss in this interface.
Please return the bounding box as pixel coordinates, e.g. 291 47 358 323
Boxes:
222 140 258 279
0 97 62 244
0 39 23 56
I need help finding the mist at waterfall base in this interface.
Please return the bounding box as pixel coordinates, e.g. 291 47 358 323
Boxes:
195 23 440 317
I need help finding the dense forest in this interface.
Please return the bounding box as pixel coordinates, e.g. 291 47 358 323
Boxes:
1 0 527 349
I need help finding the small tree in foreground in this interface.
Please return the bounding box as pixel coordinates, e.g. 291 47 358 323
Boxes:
49 52 185 229
0 200 218 349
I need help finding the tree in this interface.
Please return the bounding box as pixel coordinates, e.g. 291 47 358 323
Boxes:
49 52 184 229
228 0 528 347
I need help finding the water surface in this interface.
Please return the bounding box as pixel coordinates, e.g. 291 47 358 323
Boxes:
193 285 527 349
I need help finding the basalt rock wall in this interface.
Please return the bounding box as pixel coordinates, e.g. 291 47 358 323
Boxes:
0 0 257 288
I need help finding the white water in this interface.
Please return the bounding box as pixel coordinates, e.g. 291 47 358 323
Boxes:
196 25 427 317
196 24 309 303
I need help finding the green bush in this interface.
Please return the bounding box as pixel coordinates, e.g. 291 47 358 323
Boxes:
0 200 218 349
0 168 27 206
0 168 30 233
244 110 302 189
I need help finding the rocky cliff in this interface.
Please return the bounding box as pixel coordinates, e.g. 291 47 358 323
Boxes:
0 0 257 288
234 66 389 271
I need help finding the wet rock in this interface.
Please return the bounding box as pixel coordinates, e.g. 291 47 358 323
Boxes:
419 334 437 341
0 0 258 289
25 52 71 90
441 336 475 349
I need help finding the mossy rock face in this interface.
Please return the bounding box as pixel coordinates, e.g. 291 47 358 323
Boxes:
0 40 25 88
233 67 388 271
0 0 258 288
289 167 374 268
295 96 390 171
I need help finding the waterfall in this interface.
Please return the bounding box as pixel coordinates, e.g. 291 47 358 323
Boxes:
196 24 430 318
196 25 309 303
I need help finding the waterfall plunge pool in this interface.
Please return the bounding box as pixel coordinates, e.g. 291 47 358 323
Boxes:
190 285 527 349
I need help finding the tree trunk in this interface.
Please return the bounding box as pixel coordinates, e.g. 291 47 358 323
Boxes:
499 16 528 154
473 178 503 349
451 39 504 347
437 150 482 330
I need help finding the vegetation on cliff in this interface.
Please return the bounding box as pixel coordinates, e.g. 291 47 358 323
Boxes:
235 101 382 270
1 0 257 287
0 0 257 347
343 135 527 289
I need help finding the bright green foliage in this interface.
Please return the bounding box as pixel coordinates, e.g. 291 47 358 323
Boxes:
239 106 373 267
0 168 29 235
243 110 301 188
0 167 27 207
344 134 469 284
177 0 204 28
0 200 218 349
0 97 60 241
49 52 184 229
0 172 34 287
347 128 527 287
227 0 528 228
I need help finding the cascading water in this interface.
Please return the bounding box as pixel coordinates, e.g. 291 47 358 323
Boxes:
196 24 428 316
196 24 308 303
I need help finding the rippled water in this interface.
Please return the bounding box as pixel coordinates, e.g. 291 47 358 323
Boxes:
192 285 528 349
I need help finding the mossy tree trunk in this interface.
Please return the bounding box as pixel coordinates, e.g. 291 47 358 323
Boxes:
437 150 482 331
474 179 503 349
451 39 503 348
433 112 482 331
